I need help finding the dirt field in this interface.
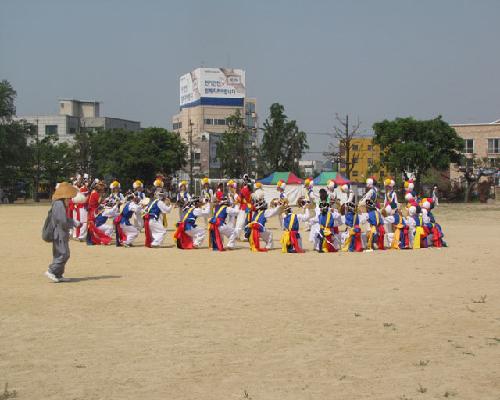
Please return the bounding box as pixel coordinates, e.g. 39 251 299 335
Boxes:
1 203 499 400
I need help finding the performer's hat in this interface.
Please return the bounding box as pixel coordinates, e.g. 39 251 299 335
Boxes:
219 195 229 205
421 199 431 210
366 178 374 187
110 180 121 189
327 179 336 190
404 179 414 190
153 178 164 188
404 192 413 201
227 179 237 189
340 184 349 192
133 180 143 189
384 178 394 187
179 180 187 189
408 205 417 215
255 182 262 189
304 178 313 187
52 182 78 201
277 180 286 190
201 177 209 185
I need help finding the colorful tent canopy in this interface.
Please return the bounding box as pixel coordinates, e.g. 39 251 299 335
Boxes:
258 172 303 185
313 172 350 185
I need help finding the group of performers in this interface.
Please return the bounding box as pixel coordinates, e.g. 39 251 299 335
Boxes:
66 173 446 253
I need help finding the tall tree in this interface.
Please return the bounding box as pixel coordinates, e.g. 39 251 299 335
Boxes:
323 114 361 179
216 110 254 178
260 103 308 175
373 116 464 192
0 80 34 198
87 127 187 186
34 133 76 196
0 80 16 122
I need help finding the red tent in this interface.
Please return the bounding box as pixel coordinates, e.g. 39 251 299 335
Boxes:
334 174 350 185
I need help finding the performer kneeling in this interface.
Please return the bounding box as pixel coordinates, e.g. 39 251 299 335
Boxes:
173 197 210 249
94 199 120 243
114 193 142 247
383 206 410 250
365 199 385 251
407 206 428 249
208 196 240 251
341 202 365 252
246 198 281 252
309 201 339 253
143 191 172 248
280 203 309 253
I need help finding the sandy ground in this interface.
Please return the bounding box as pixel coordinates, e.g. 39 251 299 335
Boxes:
0 203 500 400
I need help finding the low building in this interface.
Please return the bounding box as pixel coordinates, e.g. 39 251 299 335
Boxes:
450 119 500 187
339 137 389 182
15 99 140 142
299 160 326 177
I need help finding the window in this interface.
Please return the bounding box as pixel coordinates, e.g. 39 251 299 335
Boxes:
173 122 182 130
368 158 373 165
379 171 385 179
215 119 226 125
367 145 373 151
69 127 76 134
488 138 500 154
352 144 359 151
352 171 359 177
204 118 213 125
464 139 474 153
352 157 358 164
45 125 58 135
194 153 201 160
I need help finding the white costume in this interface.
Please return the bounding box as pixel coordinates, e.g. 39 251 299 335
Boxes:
145 198 173 247
95 205 120 238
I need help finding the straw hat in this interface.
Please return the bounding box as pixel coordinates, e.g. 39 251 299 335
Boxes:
133 180 143 189
201 177 209 185
52 182 78 200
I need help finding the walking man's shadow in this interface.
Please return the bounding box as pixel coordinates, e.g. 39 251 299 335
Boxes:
66 275 122 283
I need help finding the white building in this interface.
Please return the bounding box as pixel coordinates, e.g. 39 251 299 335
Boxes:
15 99 140 142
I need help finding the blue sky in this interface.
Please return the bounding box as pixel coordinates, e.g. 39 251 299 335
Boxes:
1 0 499 159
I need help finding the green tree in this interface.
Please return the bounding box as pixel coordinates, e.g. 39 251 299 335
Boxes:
0 80 16 122
260 103 308 175
0 120 34 188
216 110 254 178
35 133 76 196
87 127 187 186
0 80 34 198
373 116 463 192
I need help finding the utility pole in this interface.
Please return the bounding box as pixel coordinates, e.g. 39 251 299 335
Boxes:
188 118 194 193
34 118 40 202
